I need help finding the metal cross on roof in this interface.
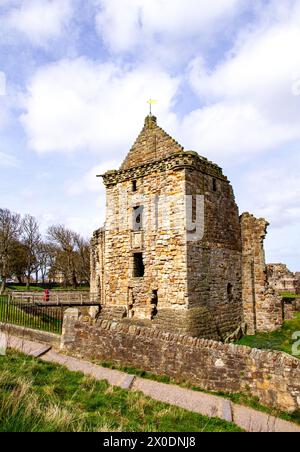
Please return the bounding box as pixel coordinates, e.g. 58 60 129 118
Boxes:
147 99 158 115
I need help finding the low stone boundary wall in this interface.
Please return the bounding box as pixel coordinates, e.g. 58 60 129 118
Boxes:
61 309 300 413
0 323 61 348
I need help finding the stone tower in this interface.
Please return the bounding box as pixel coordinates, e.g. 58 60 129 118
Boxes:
91 114 244 340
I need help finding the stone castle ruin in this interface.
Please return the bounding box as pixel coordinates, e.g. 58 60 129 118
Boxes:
61 114 300 414
90 114 285 340
267 263 300 295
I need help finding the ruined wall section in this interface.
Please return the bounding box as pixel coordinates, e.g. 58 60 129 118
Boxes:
267 264 297 295
90 228 105 301
240 213 283 334
296 273 300 295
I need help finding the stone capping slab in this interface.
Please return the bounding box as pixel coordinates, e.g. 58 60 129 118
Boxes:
0 323 61 348
120 375 136 390
31 346 52 358
221 400 234 423
7 334 300 433
86 317 300 367
0 332 8 356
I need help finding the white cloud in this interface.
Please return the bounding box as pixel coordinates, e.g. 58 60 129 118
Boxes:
237 152 300 229
0 151 20 168
1 0 73 47
182 2 300 161
179 101 300 163
64 214 103 238
66 160 121 196
188 20 300 118
95 0 244 54
21 57 179 155
20 1 300 165
0 71 6 96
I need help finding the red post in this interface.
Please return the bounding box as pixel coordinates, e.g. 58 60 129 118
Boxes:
44 289 50 303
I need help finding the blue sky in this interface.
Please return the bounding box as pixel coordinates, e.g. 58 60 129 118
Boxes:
0 0 299 271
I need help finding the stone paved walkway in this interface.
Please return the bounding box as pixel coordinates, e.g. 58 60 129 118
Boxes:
6 335 300 433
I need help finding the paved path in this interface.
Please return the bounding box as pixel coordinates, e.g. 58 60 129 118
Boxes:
6 335 300 433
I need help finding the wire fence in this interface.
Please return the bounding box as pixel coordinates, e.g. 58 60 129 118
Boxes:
0 295 63 334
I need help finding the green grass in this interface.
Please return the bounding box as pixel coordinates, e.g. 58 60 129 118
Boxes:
236 313 300 358
282 292 300 299
0 351 243 432
0 296 62 334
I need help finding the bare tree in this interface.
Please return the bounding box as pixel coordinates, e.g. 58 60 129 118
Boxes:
75 236 90 284
9 240 27 283
0 208 21 294
34 242 54 284
47 225 81 289
21 215 41 289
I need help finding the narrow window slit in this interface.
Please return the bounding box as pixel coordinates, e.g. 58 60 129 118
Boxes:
133 253 144 278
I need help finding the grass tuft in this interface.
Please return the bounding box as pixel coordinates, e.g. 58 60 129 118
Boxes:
236 313 300 358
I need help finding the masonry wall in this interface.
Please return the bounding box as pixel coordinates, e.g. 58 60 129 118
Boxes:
62 310 300 414
90 228 105 300
186 169 243 340
240 213 283 334
296 274 300 295
103 167 188 321
267 264 297 295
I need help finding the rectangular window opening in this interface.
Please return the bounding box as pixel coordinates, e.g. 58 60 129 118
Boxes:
213 178 217 192
133 253 145 278
133 205 144 231
192 195 197 223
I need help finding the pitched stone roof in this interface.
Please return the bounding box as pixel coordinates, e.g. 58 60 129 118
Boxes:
120 115 184 170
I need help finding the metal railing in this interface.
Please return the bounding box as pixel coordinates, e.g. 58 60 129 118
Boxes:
0 292 101 335
0 295 63 334
10 291 100 306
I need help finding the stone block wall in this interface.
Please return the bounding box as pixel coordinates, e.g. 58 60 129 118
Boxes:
90 228 105 300
186 169 243 340
295 273 300 295
103 167 188 315
267 264 297 295
61 309 300 414
240 213 283 334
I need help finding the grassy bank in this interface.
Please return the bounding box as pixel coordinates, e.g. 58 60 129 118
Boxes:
0 351 243 432
236 313 300 358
